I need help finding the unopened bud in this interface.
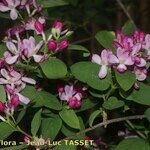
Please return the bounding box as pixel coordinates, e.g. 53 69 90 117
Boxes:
9 95 20 108
47 40 57 52
34 21 43 33
59 39 69 50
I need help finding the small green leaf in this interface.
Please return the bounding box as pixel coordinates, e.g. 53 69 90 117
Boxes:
116 138 150 150
144 108 150 122
41 116 62 140
37 0 69 8
103 96 124 110
115 71 136 91
122 21 136 35
40 58 67 79
89 110 101 127
59 109 80 129
64 0 78 6
0 122 15 140
0 85 6 102
127 83 150 106
31 109 42 136
95 30 115 49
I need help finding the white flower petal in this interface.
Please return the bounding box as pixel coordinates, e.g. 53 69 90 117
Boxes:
10 9 18 20
92 54 101 65
17 93 30 104
0 78 8 84
22 77 36 85
98 65 107 79
5 55 18 64
0 4 10 12
33 55 44 63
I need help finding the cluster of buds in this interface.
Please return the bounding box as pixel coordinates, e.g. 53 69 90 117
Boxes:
58 83 86 109
92 30 150 81
0 0 41 20
47 20 70 52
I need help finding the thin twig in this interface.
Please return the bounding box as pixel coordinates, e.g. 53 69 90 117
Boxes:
62 115 145 140
116 0 137 28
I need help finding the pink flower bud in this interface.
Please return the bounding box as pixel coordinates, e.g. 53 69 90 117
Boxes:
133 56 141 64
0 101 5 112
59 40 69 50
53 20 63 31
34 21 43 33
9 95 20 108
68 97 81 109
47 40 57 52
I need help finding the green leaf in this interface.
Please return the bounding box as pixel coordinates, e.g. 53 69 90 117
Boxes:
102 96 124 110
95 30 115 49
0 122 15 140
89 110 101 127
59 109 80 129
61 117 85 139
127 83 150 106
115 71 136 91
37 0 69 8
0 85 6 102
116 138 150 150
16 108 27 124
31 109 42 136
144 108 150 122
68 44 90 57
122 21 136 35
41 116 62 140
71 62 111 91
0 145 28 150
40 58 67 79
75 98 97 112
21 86 62 110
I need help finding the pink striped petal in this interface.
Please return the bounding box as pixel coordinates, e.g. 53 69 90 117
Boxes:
0 78 8 84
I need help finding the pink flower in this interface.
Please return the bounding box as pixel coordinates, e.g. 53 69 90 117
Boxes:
47 39 57 52
25 17 45 35
21 36 44 62
59 39 69 50
4 41 22 64
58 84 85 108
8 95 20 108
0 0 20 20
92 50 110 79
0 69 36 104
53 20 63 31
109 48 134 72
134 67 147 81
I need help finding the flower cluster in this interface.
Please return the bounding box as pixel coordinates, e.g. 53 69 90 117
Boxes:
0 0 71 117
58 84 86 109
0 0 41 20
92 30 150 81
